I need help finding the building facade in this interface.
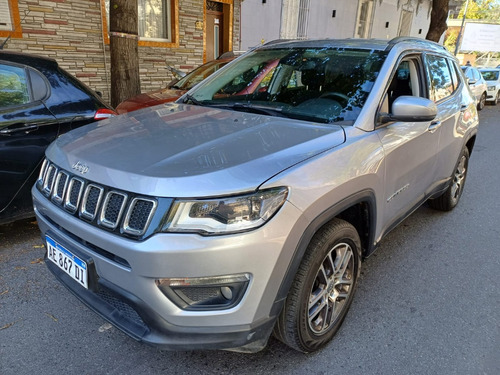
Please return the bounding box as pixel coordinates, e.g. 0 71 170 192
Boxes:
2 0 439 105
241 0 433 50
1 0 241 103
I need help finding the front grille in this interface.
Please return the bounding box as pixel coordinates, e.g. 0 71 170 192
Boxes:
100 192 127 229
65 178 84 213
38 159 158 238
81 184 104 221
124 198 157 236
52 171 69 205
42 165 57 196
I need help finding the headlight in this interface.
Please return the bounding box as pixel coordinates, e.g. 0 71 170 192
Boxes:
488 86 495 91
164 187 288 235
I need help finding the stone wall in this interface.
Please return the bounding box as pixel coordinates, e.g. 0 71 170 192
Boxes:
4 0 240 105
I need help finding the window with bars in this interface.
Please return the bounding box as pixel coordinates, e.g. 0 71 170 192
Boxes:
297 0 310 39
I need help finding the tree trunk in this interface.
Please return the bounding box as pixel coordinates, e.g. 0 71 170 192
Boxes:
426 0 449 43
109 0 140 108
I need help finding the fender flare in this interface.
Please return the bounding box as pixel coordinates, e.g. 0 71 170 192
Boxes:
269 189 377 317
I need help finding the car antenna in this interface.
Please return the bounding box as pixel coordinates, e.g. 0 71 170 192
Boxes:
0 9 30 50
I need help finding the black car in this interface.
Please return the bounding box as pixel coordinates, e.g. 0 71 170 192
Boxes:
0 51 116 224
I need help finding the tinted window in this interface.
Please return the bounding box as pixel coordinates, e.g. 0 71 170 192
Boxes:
426 55 454 102
481 70 499 81
0 64 30 107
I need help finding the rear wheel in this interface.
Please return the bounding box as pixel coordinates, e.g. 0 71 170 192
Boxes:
428 147 469 211
273 218 361 352
477 92 486 110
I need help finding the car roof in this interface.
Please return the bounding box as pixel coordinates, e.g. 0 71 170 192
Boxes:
257 37 448 54
0 50 58 69
479 67 500 71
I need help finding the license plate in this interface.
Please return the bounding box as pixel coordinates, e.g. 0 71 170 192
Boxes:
46 236 88 289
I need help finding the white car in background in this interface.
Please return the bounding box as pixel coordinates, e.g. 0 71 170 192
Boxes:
479 68 500 105
461 66 488 110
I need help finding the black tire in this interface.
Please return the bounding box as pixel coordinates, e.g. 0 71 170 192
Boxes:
428 147 469 211
477 92 486 110
493 91 499 106
273 218 361 353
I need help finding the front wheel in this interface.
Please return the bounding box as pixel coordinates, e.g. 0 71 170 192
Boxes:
493 91 500 106
428 147 469 211
273 218 361 352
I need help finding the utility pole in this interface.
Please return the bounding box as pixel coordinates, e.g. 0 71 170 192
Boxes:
454 0 471 56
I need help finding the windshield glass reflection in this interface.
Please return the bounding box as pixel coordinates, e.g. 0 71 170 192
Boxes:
187 47 387 124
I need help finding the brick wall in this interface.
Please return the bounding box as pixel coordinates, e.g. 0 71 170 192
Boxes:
4 0 241 105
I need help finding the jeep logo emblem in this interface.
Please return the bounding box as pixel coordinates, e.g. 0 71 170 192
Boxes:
72 161 89 174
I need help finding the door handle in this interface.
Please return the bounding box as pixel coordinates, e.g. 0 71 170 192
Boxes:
428 121 441 132
0 124 39 135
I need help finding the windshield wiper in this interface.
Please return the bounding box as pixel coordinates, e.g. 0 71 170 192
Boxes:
183 94 204 106
209 102 287 117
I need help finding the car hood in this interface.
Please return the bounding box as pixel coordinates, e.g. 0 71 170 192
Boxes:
47 104 346 197
115 88 186 114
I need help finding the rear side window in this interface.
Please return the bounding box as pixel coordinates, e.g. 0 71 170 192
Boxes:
448 59 460 90
0 64 30 107
472 68 481 81
426 55 455 102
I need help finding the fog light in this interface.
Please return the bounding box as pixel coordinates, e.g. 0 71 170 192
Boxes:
220 286 233 300
156 273 250 311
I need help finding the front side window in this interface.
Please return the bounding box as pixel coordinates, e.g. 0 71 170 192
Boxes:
426 55 455 102
0 64 30 108
105 0 172 42
472 68 481 82
186 47 387 124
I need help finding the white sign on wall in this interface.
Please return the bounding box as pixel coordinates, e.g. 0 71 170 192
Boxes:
460 22 500 53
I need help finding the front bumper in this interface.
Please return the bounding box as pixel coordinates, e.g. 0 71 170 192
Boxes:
33 186 305 352
486 89 498 101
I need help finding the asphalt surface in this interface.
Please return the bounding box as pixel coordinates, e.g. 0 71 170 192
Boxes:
1 106 499 375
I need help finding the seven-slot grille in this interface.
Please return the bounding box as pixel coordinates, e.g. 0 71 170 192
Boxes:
37 160 157 237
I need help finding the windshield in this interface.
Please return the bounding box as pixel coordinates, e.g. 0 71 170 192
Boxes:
480 70 499 81
185 47 387 124
172 60 230 90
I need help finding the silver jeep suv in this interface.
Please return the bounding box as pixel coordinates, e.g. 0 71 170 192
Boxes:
33 37 479 353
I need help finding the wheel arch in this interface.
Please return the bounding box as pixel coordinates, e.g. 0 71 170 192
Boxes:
465 133 476 156
270 189 376 316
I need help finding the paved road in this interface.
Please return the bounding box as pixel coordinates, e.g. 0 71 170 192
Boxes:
1 106 499 375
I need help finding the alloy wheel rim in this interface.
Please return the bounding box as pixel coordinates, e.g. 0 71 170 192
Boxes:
451 155 467 201
308 242 354 334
